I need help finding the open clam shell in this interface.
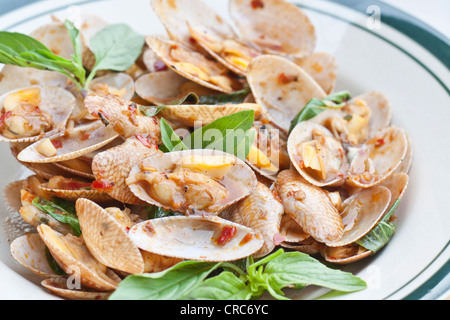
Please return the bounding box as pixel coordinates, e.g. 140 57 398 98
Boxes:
247 55 326 132
220 182 284 258
41 277 111 300
275 169 344 245
294 52 337 94
380 172 409 210
353 91 392 137
0 86 76 143
347 127 408 188
146 36 242 94
76 199 145 274
37 224 119 291
288 122 347 187
89 73 135 101
229 0 316 58
278 214 310 244
127 149 258 215
129 215 264 262
159 103 262 127
84 94 161 140
321 244 372 265
10 233 57 278
92 136 161 205
17 120 119 164
326 186 391 248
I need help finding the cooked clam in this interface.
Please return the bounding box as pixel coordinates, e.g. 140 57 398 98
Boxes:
89 72 135 101
127 149 257 215
294 52 337 94
41 277 111 300
129 215 264 261
0 86 76 142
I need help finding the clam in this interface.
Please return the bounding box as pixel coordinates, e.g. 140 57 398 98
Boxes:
275 169 344 245
17 120 119 164
10 234 57 278
84 94 161 140
294 52 337 94
321 244 372 265
37 224 119 291
126 149 257 215
39 176 113 203
247 55 326 132
229 0 316 58
288 122 348 187
146 36 242 94
89 73 135 101
395 131 413 174
380 172 409 210
92 135 161 205
3 180 26 215
159 103 262 127
129 215 264 261
0 86 76 142
41 277 111 300
353 91 392 137
141 251 184 273
220 182 284 258
75 199 145 274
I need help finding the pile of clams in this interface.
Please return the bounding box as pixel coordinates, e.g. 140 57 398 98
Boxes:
2 0 411 300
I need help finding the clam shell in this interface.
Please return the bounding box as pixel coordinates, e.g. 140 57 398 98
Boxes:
3 180 25 215
288 122 347 187
280 238 322 255
129 215 264 261
278 214 310 243
92 136 161 205
10 234 57 278
275 169 344 245
347 127 408 188
159 103 262 127
40 186 113 203
37 224 119 291
395 131 413 174
41 277 110 300
84 94 161 140
0 86 76 143
76 199 145 274
220 182 284 258
150 0 235 46
17 120 119 163
321 244 372 265
30 22 75 60
326 186 391 248
89 73 135 101
54 162 95 180
229 0 316 58
353 91 392 137
146 36 241 94
294 52 337 94
127 149 258 215
247 55 326 132
380 172 409 210
141 251 184 273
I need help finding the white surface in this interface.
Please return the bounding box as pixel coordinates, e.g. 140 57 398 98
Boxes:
0 0 449 300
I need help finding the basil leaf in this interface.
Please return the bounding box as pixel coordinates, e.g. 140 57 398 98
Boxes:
138 105 165 117
108 261 221 300
87 24 144 86
51 197 76 215
324 90 351 106
263 251 367 297
63 19 85 85
356 198 401 252
32 197 81 237
183 110 255 159
159 118 188 152
45 246 67 276
186 271 253 300
197 87 251 105
145 205 183 219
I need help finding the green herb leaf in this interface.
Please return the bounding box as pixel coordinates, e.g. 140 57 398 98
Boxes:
108 261 221 300
324 90 352 106
32 197 81 237
145 205 183 219
87 24 145 86
159 118 188 152
45 246 67 276
63 19 85 85
138 105 166 117
197 87 251 105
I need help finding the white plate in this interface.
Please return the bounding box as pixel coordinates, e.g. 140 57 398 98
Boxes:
0 0 449 300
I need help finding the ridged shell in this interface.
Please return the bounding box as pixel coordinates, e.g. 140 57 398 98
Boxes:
0 86 76 143
353 91 392 137
41 277 111 300
76 199 145 274
90 73 135 101
127 149 258 215
39 186 113 203
321 244 372 265
275 169 344 245
220 182 284 258
294 52 337 94
37 224 119 291
247 55 326 132
17 120 119 163
129 215 264 261
229 0 316 58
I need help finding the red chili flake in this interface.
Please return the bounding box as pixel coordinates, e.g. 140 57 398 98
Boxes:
188 37 197 46
92 179 115 190
278 73 298 84
0 111 12 130
251 0 264 9
239 233 254 246
154 60 168 72
128 103 137 113
51 139 63 149
216 226 237 246
376 138 385 146
66 181 92 190
80 133 90 141
136 134 153 148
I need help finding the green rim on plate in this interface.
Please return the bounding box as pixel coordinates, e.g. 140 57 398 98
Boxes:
0 0 448 300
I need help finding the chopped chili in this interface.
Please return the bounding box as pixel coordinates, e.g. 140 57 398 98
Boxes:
216 226 237 246
251 0 264 9
91 179 115 190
